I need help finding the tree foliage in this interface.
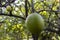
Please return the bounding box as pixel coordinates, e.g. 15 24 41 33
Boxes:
0 0 60 40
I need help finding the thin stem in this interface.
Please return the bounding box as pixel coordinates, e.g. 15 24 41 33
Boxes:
31 0 34 13
32 34 39 40
0 13 25 20
25 0 28 17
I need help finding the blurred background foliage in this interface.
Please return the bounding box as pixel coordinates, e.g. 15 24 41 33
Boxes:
0 0 60 40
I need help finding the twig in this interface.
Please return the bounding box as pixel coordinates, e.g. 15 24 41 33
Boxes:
0 13 25 20
31 0 34 13
25 0 28 17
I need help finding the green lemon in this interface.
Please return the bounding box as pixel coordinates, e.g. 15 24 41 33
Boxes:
6 5 12 11
25 13 45 34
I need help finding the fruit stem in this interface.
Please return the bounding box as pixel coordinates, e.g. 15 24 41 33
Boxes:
32 34 39 40
25 0 28 17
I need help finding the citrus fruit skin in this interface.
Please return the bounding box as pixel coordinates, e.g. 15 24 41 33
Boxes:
25 13 45 34
6 5 12 11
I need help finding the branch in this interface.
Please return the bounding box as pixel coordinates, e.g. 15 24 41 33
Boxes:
36 9 60 13
31 0 34 13
25 0 28 17
0 13 25 20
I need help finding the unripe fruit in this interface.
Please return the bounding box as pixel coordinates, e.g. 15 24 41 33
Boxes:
25 13 45 34
6 5 12 11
